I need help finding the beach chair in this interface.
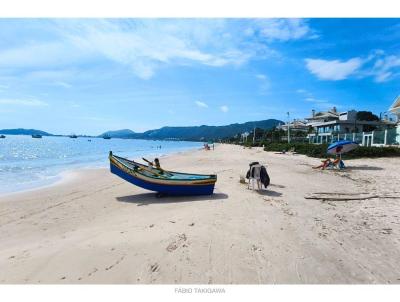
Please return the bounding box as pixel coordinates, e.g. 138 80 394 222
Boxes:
248 164 262 190
331 158 345 169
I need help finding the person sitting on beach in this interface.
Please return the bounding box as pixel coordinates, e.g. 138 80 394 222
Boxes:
154 158 161 169
313 158 332 170
331 157 346 169
147 158 164 174
331 158 340 168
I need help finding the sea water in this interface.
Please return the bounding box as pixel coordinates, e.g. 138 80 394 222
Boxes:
0 135 202 194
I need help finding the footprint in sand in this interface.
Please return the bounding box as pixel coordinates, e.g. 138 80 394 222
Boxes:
251 244 262 252
166 233 187 252
381 228 392 235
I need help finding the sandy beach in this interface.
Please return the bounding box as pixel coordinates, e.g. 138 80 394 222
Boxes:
1 144 400 284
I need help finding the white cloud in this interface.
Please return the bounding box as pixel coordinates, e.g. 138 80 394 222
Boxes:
68 101 80 108
195 101 208 108
305 58 363 80
255 74 267 80
0 19 314 80
220 105 229 112
371 55 400 82
305 51 400 82
0 42 85 69
54 81 72 88
255 73 270 94
254 19 317 41
305 97 329 104
0 98 47 106
296 89 338 110
55 20 267 79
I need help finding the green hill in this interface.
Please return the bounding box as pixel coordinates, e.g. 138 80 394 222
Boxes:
0 128 53 136
99 129 137 138
100 119 283 141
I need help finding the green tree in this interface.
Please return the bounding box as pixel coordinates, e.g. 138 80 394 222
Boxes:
356 111 379 121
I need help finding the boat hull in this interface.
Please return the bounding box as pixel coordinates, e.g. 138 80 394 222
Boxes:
110 163 215 195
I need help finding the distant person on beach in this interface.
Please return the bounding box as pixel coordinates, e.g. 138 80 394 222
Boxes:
147 157 163 174
313 158 332 170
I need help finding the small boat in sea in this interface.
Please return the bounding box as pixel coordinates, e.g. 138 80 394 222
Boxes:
32 134 42 138
0 135 5 139
69 134 78 138
103 135 111 139
109 152 217 196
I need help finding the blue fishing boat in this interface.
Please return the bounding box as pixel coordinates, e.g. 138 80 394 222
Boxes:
109 152 217 196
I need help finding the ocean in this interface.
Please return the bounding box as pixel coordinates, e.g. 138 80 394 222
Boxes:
0 135 202 195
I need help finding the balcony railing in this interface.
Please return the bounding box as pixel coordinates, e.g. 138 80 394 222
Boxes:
309 128 399 146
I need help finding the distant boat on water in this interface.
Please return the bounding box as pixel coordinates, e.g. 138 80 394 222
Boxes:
69 134 78 138
32 134 42 138
103 134 111 139
0 135 5 138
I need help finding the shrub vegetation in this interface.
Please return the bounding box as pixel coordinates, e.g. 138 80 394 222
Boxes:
263 143 400 159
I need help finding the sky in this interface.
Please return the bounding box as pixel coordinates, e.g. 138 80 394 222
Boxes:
0 18 399 135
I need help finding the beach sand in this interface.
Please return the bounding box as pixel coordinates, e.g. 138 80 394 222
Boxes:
1 144 400 284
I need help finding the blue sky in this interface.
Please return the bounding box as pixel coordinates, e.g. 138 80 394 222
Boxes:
0 18 399 135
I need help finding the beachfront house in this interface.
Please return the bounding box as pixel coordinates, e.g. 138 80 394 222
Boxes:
389 95 400 121
388 95 400 145
307 107 396 146
277 119 309 132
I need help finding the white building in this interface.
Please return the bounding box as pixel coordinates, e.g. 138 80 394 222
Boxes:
388 95 400 145
389 95 400 121
307 107 395 145
277 119 309 132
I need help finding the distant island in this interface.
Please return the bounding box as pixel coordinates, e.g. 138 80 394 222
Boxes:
99 119 283 141
0 128 53 136
0 129 90 137
1 119 283 141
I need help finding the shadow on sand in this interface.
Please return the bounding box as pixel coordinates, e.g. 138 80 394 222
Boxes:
255 189 283 197
346 165 384 171
116 192 229 206
269 183 286 189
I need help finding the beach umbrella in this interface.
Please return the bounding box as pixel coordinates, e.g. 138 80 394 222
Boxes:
327 140 358 155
